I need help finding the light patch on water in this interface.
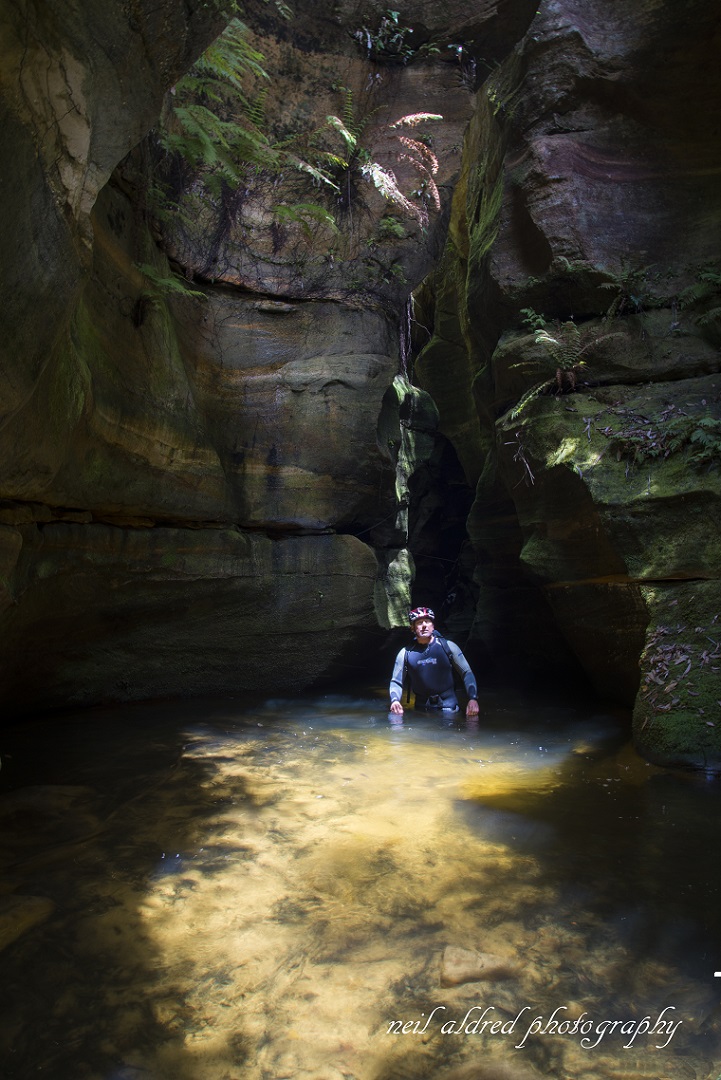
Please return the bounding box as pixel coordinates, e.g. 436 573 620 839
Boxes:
0 692 720 1080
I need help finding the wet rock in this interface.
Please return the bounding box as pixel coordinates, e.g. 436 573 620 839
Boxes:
437 1059 544 1080
440 945 521 987
0 528 380 710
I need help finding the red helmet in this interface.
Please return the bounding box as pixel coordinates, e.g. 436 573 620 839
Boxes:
409 606 435 625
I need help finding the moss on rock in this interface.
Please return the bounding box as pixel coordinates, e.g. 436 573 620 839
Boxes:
633 582 721 770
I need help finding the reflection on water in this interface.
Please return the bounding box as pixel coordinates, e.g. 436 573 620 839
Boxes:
0 689 720 1080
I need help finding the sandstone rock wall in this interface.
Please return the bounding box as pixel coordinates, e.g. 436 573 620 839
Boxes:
0 0 503 711
415 0 721 766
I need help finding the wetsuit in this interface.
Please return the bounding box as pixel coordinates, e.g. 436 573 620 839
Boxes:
389 634 477 712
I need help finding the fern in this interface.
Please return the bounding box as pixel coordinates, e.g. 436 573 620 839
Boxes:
246 86 269 129
150 14 444 274
319 101 442 226
187 18 267 94
698 305 721 328
326 115 358 152
361 162 424 221
666 415 721 465
678 266 721 310
509 378 556 420
397 135 437 172
149 16 341 257
352 10 417 64
375 215 407 240
508 319 626 418
534 321 585 368
599 263 656 318
156 19 276 188
135 262 207 302
389 113 443 128
520 307 547 331
387 113 443 222
532 320 625 373
341 87 359 136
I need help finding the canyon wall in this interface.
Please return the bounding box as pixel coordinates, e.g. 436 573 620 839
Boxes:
1 0 719 766
0 0 512 708
415 0 721 767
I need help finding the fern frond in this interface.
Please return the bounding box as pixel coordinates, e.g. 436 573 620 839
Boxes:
191 18 267 89
285 154 339 190
698 306 721 328
520 307 547 331
360 162 426 223
273 202 339 238
397 136 439 173
574 329 625 359
423 175 441 211
246 86 268 128
389 113 443 128
509 379 555 419
341 88 358 134
315 151 349 169
398 156 441 210
326 115 358 150
678 282 712 309
534 321 580 366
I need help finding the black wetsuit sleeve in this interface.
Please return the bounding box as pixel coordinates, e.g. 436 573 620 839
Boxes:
447 640 478 700
389 648 407 703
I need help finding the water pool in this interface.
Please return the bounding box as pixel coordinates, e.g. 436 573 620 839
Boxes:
0 689 719 1079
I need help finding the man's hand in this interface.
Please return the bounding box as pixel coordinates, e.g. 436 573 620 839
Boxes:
390 700 404 715
466 698 479 717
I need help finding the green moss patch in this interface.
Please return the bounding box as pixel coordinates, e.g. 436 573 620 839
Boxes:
633 582 721 770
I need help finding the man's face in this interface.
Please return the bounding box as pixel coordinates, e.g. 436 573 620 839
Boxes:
412 617 434 642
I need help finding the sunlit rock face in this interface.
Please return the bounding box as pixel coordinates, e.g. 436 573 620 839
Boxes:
417 0 721 765
159 0 531 303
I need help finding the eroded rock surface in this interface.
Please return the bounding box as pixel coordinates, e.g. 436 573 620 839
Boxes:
416 0 721 765
0 524 379 710
0 0 508 710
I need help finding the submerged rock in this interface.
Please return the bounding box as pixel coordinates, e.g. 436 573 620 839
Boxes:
440 945 521 987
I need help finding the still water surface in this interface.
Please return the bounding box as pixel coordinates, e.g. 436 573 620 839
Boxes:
0 689 720 1080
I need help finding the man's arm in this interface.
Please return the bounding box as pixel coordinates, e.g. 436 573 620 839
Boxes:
447 640 480 716
389 648 407 714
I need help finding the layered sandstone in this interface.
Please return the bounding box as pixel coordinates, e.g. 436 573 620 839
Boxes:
416 0 721 766
1 0 719 768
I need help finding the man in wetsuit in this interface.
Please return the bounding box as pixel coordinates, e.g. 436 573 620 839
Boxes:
389 606 480 717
